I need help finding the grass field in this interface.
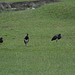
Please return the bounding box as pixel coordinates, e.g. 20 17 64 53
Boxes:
0 0 75 75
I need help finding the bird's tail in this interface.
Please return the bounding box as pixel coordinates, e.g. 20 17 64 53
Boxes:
51 39 53 41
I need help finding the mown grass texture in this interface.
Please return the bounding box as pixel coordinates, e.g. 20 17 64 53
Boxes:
0 0 75 75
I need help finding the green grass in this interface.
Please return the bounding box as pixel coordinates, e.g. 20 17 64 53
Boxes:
0 0 75 75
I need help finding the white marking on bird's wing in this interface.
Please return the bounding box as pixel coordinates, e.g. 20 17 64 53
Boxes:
24 39 29 42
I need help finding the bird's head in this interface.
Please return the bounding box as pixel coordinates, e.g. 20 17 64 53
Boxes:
0 37 3 39
59 34 61 35
59 34 61 37
27 33 28 36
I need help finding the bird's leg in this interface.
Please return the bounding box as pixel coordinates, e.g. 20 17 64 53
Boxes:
0 43 2 45
56 39 58 42
25 43 27 47
25 44 27 46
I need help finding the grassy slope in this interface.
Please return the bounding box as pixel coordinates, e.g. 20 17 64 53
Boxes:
0 0 75 75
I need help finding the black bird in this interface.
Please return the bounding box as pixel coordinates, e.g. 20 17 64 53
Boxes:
24 34 29 46
51 34 61 42
0 37 3 43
